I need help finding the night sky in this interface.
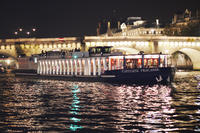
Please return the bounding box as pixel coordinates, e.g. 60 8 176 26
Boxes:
0 0 199 39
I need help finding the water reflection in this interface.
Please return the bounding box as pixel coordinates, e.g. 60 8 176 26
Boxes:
110 85 174 132
0 72 200 132
69 85 83 131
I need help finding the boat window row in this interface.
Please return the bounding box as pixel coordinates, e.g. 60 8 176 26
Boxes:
38 54 170 76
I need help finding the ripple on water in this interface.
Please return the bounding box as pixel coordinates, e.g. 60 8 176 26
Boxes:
0 72 200 132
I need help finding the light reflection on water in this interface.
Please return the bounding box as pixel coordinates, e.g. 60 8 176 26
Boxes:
0 72 200 132
69 85 83 131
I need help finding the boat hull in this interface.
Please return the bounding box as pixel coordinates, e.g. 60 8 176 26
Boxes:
102 67 175 85
14 67 175 85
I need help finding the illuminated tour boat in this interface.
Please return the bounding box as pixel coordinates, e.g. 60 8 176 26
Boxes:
32 46 175 84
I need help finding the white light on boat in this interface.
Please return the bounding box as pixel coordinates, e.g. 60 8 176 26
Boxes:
34 57 37 63
144 55 159 59
160 55 166 58
109 56 124 59
39 61 42 74
126 55 142 59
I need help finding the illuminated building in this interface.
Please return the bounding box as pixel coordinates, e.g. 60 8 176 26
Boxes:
167 9 200 36
99 17 164 37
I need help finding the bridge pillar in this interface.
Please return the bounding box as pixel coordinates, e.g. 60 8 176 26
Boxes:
152 41 159 53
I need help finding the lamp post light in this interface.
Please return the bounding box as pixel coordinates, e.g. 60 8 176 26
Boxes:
26 31 30 35
13 27 37 38
32 28 36 32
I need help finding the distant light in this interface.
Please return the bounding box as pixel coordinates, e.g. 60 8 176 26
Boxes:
156 19 159 26
26 32 30 35
19 28 23 31
6 59 11 65
34 58 38 63
165 50 169 54
70 124 83 131
73 55 78 59
32 28 36 32
14 32 18 35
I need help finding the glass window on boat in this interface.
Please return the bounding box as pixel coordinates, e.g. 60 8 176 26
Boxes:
160 58 166 67
68 60 71 73
103 47 111 54
109 56 123 70
125 55 143 69
126 59 141 69
153 59 158 67
160 55 168 67
89 47 96 54
81 59 85 74
77 59 81 75
111 58 117 70
96 48 101 54
144 59 153 68
101 58 105 72
119 59 124 69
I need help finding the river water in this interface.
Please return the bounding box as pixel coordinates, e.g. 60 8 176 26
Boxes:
0 72 200 132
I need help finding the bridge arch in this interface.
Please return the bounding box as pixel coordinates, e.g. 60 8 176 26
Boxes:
0 52 17 60
171 48 200 70
112 47 140 54
0 52 18 68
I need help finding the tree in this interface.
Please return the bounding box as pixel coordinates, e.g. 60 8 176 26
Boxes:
180 22 200 36
164 21 200 36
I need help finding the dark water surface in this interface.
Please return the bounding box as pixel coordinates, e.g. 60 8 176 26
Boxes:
0 72 200 132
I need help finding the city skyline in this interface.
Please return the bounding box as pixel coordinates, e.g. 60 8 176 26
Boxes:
0 0 199 39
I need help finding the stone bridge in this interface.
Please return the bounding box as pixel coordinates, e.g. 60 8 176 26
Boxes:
1 35 200 70
0 37 81 58
84 36 200 70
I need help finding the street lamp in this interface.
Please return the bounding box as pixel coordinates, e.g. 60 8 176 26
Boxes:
26 32 30 35
13 27 38 38
32 28 36 32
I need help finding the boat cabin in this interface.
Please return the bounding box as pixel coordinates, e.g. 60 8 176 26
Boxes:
89 46 123 57
89 46 111 56
108 54 168 70
37 49 170 76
